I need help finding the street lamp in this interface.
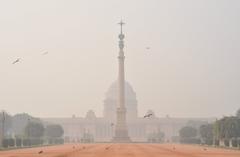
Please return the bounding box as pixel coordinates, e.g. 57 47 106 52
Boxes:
1 111 5 148
27 117 31 146
110 123 114 138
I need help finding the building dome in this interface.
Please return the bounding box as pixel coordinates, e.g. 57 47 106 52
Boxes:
103 81 138 121
105 81 136 101
85 110 96 120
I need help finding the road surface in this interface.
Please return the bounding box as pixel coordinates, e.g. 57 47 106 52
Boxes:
0 143 240 157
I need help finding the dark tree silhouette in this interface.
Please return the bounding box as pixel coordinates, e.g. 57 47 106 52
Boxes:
45 124 64 138
179 126 197 138
0 112 12 137
214 117 240 140
25 122 45 138
199 124 214 144
236 108 240 118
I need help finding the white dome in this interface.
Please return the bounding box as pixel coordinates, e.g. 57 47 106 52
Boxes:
103 81 138 120
85 110 96 120
105 81 136 101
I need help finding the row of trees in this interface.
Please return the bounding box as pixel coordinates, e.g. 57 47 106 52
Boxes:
147 130 165 143
2 122 64 148
25 122 64 139
1 112 64 148
179 108 240 147
179 126 200 144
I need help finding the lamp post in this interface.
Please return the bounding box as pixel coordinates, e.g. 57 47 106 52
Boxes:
110 123 114 138
27 118 31 146
1 111 5 148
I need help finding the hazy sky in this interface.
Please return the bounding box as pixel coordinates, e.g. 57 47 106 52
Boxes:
0 0 240 118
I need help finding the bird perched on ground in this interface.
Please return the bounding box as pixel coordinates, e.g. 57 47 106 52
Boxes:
144 113 153 118
173 146 176 150
110 123 114 127
146 47 150 50
73 146 75 149
105 144 112 150
12 58 21 64
38 150 43 154
203 148 207 151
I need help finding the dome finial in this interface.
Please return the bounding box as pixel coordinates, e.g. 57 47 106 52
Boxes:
118 20 125 35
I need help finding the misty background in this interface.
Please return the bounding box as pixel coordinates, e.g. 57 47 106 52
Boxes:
0 0 239 118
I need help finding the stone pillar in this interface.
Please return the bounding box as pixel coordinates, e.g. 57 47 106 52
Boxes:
112 21 131 142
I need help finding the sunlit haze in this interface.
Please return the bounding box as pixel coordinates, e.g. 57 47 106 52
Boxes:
0 0 239 118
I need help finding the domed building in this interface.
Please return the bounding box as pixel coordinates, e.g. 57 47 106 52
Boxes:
43 81 215 142
42 25 215 143
103 81 138 121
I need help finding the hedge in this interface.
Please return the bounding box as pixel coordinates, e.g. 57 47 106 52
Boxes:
180 138 201 144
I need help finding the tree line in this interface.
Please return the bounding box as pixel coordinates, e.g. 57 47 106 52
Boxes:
179 108 240 148
0 112 64 148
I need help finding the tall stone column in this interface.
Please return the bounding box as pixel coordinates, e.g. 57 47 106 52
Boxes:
112 21 131 142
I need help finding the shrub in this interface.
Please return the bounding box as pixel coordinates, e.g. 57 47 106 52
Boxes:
47 138 64 145
30 138 43 146
16 138 22 147
205 139 213 145
48 138 53 145
54 138 64 144
2 139 9 148
224 139 229 147
214 139 220 146
231 139 238 147
8 138 15 147
23 139 30 146
2 138 15 147
180 138 201 144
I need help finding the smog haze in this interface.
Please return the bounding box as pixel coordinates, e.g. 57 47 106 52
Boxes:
0 0 240 118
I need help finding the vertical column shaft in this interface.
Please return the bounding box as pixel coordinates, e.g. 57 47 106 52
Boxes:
112 21 131 142
118 51 125 109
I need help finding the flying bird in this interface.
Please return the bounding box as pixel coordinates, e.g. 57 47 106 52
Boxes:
12 58 21 64
144 113 153 118
110 123 114 127
42 51 48 55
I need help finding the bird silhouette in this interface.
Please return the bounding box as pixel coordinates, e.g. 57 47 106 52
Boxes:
12 58 21 64
144 113 153 118
42 51 48 55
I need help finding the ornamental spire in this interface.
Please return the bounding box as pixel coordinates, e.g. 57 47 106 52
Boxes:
118 20 125 35
118 20 125 51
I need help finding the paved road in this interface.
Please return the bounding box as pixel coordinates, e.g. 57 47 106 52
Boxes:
1 143 240 157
